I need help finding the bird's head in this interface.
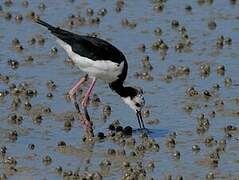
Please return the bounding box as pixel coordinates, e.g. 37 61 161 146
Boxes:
122 87 145 128
123 89 145 111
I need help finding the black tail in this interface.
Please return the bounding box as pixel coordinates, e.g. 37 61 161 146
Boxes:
35 18 77 43
35 18 55 30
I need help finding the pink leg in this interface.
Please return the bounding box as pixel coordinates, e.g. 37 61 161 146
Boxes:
69 74 88 102
82 78 96 108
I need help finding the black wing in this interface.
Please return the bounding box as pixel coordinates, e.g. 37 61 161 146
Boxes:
35 19 126 64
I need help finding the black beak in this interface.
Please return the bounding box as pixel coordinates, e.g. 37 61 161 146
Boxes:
136 110 145 129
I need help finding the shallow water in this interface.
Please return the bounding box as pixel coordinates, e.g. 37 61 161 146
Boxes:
0 0 239 179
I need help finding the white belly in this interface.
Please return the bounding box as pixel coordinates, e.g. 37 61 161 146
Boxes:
56 39 124 83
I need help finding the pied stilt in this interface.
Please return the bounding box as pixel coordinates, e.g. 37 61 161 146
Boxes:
36 19 145 129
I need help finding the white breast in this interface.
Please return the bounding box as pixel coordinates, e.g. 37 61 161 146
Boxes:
56 39 124 83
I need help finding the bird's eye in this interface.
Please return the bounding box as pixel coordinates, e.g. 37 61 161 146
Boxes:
135 103 141 107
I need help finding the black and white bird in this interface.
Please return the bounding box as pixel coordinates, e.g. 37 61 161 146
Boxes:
36 19 145 129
